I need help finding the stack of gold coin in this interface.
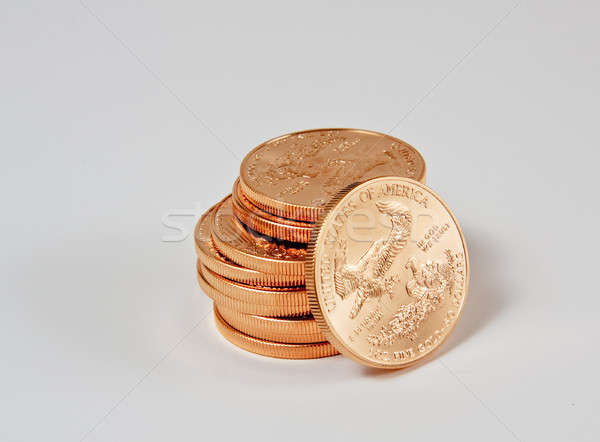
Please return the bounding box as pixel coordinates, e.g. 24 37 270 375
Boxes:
194 128 427 360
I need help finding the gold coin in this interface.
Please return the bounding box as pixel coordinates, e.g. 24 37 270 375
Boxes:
194 205 302 287
234 178 315 228
213 305 338 359
201 263 309 307
211 196 306 277
307 177 468 369
197 266 310 317
239 129 426 222
217 304 326 344
232 178 313 243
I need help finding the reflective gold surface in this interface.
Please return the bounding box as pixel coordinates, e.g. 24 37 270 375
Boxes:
307 177 468 369
201 264 309 307
210 197 306 278
197 267 310 317
232 179 313 243
214 305 338 359
239 129 426 222
194 205 302 287
217 305 326 344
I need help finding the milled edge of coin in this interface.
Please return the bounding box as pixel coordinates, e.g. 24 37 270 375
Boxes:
306 177 469 369
234 178 315 229
194 257 303 288
232 179 313 243
213 305 339 359
197 267 311 317
201 264 309 306
194 206 304 287
211 197 306 276
239 128 427 222
217 304 326 344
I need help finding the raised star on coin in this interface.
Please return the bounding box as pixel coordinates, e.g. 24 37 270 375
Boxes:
307 177 468 369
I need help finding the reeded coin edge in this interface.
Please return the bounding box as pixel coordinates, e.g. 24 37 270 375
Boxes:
234 178 314 228
201 264 309 306
195 255 304 288
232 185 312 243
197 267 311 317
211 198 306 276
306 176 469 369
216 304 326 344
194 206 304 287
213 305 339 359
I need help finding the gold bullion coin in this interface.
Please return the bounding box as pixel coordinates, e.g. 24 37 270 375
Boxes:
213 305 338 359
197 267 311 317
239 128 426 222
201 264 309 307
194 205 302 287
211 196 306 278
234 178 316 228
232 178 313 243
307 177 468 369
216 304 326 344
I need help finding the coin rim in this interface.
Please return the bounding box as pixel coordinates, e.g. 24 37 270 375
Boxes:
213 305 339 359
197 267 311 317
239 128 427 222
216 304 326 344
210 197 306 276
234 178 314 228
306 176 469 369
194 205 304 287
201 263 309 306
232 179 313 243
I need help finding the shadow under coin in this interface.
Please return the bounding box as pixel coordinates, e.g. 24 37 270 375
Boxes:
434 226 508 358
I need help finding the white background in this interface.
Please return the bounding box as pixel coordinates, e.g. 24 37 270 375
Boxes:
2 1 599 441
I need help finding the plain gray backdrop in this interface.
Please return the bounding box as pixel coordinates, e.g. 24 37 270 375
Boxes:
1 1 598 441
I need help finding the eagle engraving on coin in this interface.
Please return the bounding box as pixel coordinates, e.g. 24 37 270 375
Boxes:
332 202 460 345
256 135 402 198
333 201 411 318
307 177 468 368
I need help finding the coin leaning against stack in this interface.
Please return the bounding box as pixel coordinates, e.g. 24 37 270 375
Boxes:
194 128 428 360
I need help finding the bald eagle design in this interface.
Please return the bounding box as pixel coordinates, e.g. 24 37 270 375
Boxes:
334 201 412 319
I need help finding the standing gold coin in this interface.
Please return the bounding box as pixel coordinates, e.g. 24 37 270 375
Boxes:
307 177 468 369
239 129 426 222
211 196 305 278
232 179 313 243
213 306 338 359
197 267 311 317
194 205 302 287
216 304 326 344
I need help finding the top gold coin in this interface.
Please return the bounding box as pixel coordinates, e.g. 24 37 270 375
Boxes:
306 177 468 369
239 129 426 222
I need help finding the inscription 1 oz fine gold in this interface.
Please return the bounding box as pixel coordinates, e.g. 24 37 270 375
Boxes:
307 177 469 369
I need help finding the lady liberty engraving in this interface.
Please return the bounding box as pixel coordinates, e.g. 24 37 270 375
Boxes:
367 250 459 346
